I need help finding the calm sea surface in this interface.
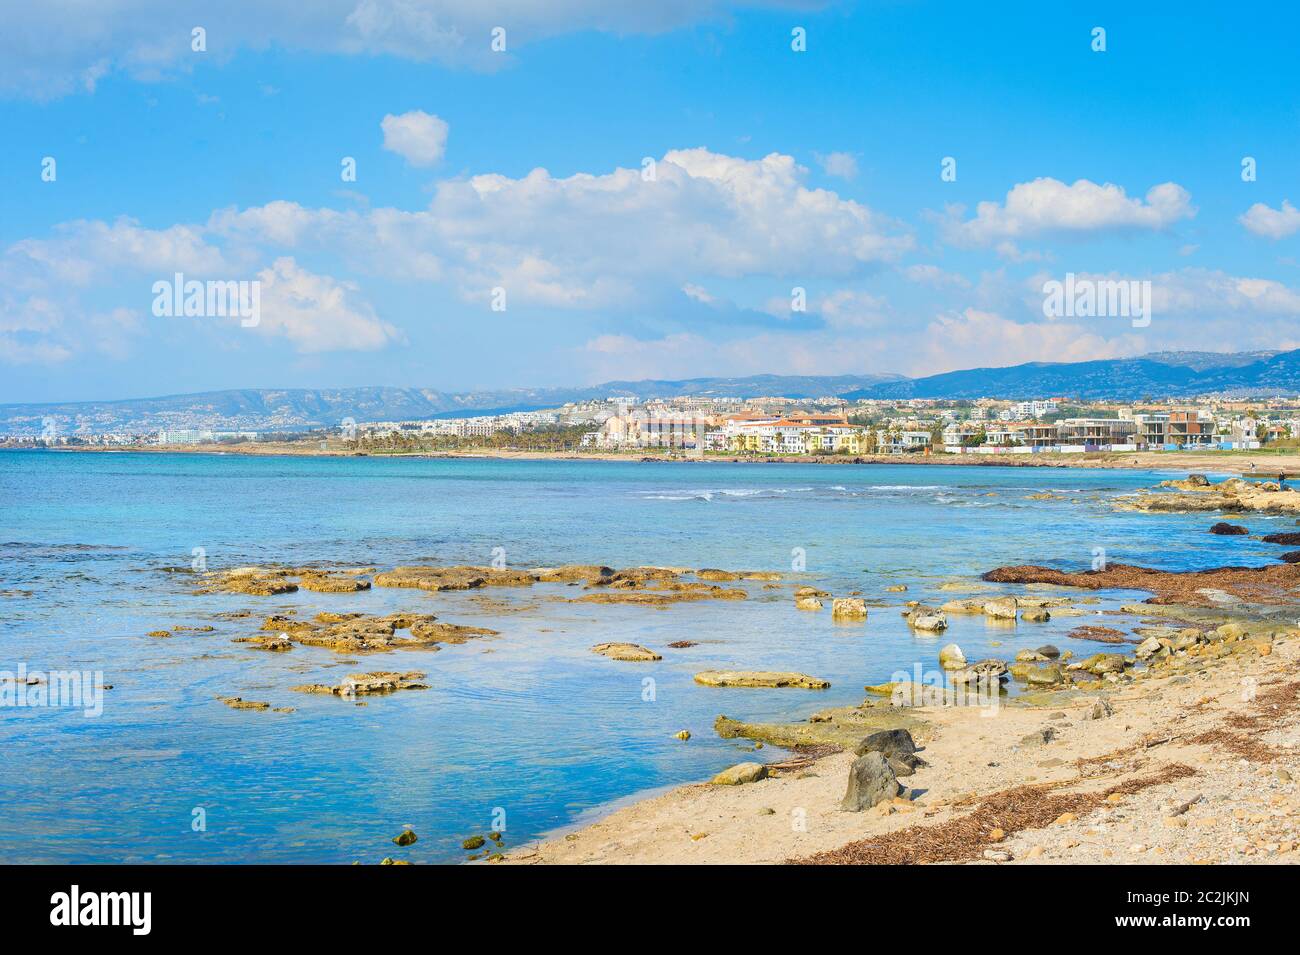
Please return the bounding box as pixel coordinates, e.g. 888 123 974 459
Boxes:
0 450 1283 863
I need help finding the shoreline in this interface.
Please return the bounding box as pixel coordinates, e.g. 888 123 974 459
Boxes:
506 606 1300 865
18 442 1300 475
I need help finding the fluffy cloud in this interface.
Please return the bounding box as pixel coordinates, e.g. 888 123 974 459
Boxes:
218 148 912 305
1239 200 1300 240
0 1 818 98
253 258 401 352
946 178 1195 247
381 110 449 166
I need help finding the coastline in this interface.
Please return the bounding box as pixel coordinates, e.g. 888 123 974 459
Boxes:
507 612 1300 866
25 442 1300 475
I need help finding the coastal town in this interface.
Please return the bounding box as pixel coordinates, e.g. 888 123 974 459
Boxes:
9 392 1300 457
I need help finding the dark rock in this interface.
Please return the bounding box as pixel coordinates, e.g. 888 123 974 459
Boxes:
1036 644 1061 659
840 751 900 811
853 728 928 776
1209 522 1249 535
1279 551 1300 564
1262 532 1300 545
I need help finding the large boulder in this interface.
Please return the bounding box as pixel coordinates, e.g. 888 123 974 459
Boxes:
983 596 1018 620
840 752 901 811
1209 522 1249 535
908 608 948 631
938 643 966 670
711 762 768 786
950 658 1009 685
832 597 868 620
1134 636 1165 660
853 728 927 776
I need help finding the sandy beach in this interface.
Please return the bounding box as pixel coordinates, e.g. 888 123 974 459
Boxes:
507 621 1300 865
42 442 1300 475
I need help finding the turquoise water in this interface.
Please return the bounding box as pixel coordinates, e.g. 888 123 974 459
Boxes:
0 450 1289 863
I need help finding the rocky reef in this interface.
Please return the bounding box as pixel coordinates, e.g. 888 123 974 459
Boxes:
1120 474 1300 515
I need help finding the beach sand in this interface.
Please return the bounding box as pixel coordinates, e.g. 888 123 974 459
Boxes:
506 634 1300 865
47 442 1300 475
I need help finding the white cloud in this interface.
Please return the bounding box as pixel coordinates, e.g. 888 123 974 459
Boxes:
0 1 818 99
381 110 449 166
946 178 1195 247
220 148 912 305
1239 200 1300 240
254 257 401 352
816 151 858 180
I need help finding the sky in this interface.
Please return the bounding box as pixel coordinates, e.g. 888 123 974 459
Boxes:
3 0 1300 403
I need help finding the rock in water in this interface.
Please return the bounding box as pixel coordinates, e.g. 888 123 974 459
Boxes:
590 642 662 662
831 597 868 619
711 762 768 786
393 828 417 847
908 611 948 631
694 670 830 689
983 596 1018 620
938 643 966 670
795 595 824 611
1209 522 1249 535
1020 607 1051 623
840 752 900 811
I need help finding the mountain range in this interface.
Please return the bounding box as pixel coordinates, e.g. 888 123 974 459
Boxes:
4 350 1299 435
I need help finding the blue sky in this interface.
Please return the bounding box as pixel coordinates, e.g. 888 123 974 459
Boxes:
3 1 1299 403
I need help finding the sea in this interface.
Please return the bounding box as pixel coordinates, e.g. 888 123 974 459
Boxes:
0 450 1284 863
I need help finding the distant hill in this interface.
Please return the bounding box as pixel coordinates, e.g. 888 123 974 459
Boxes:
844 349 1300 401
0 374 900 435
6 351 1299 436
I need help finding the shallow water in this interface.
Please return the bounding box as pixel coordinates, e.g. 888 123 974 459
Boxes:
0 451 1287 863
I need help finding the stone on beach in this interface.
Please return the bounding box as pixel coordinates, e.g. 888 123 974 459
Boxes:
853 728 927 776
591 642 661 662
694 671 830 689
711 762 768 786
840 751 901 811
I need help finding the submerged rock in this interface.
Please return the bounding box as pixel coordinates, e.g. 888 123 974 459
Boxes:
219 697 271 711
590 642 661 662
694 671 829 689
795 595 824 611
840 752 900 811
1020 607 1051 623
291 671 429 696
